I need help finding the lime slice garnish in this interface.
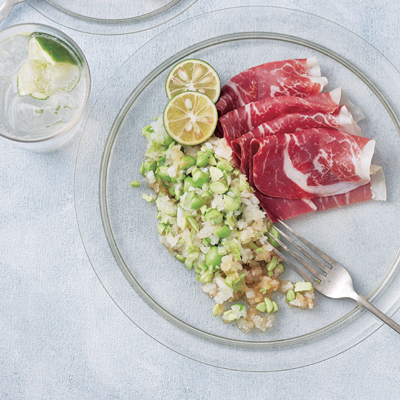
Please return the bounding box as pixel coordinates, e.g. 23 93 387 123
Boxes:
165 59 221 103
17 33 81 100
163 91 218 146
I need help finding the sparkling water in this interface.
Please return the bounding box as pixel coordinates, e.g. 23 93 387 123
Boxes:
0 33 87 141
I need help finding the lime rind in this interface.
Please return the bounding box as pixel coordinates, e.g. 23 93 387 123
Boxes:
30 32 79 66
17 33 81 101
163 91 218 146
165 59 221 103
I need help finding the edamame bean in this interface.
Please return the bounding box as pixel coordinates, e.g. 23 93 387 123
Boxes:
157 223 166 234
267 255 278 271
214 225 230 238
192 170 210 188
130 180 141 188
256 302 267 312
268 227 280 248
210 182 228 194
179 155 196 170
217 159 233 172
141 161 156 175
286 289 296 302
190 197 203 210
157 166 171 181
185 259 193 269
264 298 274 313
196 151 209 167
224 195 240 212
204 209 223 225
184 177 195 192
205 246 222 268
142 193 154 203
187 216 199 232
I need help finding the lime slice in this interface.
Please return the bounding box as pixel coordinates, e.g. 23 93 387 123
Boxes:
17 33 81 100
163 91 218 145
165 59 221 103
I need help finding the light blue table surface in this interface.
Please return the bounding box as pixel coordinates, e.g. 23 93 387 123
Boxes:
1 1 400 399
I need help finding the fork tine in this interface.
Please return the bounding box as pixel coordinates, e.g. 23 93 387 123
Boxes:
269 245 315 283
273 225 331 274
266 232 325 281
278 220 339 266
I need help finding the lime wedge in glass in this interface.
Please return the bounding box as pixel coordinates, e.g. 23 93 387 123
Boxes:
163 91 218 145
17 34 81 100
165 59 221 103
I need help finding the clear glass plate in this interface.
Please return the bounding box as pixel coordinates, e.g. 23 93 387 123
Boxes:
75 6 400 371
25 0 197 35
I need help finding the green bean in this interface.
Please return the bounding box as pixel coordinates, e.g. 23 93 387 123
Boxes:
208 155 217 166
199 271 214 283
178 155 196 170
176 254 185 263
214 225 230 238
264 298 274 313
197 262 208 272
294 282 313 292
196 151 209 167
210 182 228 194
204 209 223 225
286 289 296 302
157 223 166 234
157 157 166 166
213 304 224 317
276 263 284 273
267 255 278 272
247 242 258 250
184 177 195 192
227 187 240 198
190 197 203 210
175 190 183 201
205 246 222 268
142 194 154 203
130 180 141 188
185 259 194 269
217 159 234 172
224 196 240 212
187 216 199 232
268 227 280 248
141 161 156 175
256 302 267 313
192 170 210 187
157 166 171 181
200 146 214 155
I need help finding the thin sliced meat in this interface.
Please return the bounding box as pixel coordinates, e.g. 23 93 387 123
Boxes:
255 192 317 222
256 166 386 222
221 87 344 144
251 129 375 199
231 105 361 175
216 57 328 116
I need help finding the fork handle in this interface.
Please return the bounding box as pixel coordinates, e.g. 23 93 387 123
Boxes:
352 293 400 334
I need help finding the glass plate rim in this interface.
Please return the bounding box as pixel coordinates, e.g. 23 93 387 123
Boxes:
25 0 199 36
74 5 400 370
43 0 183 24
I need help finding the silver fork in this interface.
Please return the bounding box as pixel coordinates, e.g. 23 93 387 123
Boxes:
267 220 400 334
